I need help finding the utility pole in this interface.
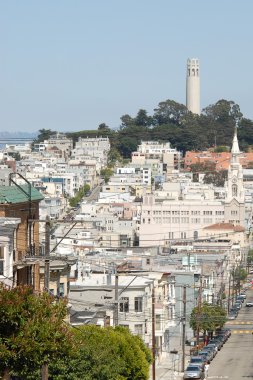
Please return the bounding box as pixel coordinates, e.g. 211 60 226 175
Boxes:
196 269 203 349
114 268 119 327
44 217 50 291
152 286 156 380
42 217 50 380
227 272 231 313
181 285 187 372
231 267 235 306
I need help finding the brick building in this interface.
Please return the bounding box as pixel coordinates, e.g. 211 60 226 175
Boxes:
0 185 44 285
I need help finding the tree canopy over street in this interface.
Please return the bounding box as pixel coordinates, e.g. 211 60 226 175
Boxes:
190 302 227 334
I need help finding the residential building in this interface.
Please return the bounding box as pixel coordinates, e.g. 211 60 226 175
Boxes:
69 271 174 358
0 184 44 285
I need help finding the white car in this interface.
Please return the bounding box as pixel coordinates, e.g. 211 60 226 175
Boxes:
245 302 253 307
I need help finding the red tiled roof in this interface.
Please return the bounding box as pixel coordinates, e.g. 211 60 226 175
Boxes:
204 223 245 232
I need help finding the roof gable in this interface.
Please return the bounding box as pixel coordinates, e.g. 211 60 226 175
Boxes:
0 185 44 204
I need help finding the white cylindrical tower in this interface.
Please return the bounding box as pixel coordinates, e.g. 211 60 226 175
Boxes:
186 58 200 115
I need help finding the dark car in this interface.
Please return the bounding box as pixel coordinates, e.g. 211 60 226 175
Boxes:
205 344 218 357
183 365 205 380
216 328 231 341
209 338 223 350
199 349 213 362
229 307 238 316
234 302 242 310
227 312 236 320
189 356 205 371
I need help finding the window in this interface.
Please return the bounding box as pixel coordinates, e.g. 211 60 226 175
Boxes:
119 297 129 313
134 324 143 336
232 184 237 197
119 324 129 329
203 211 212 215
134 297 143 312
0 246 4 275
169 232 174 239
155 315 161 330
59 283 64 297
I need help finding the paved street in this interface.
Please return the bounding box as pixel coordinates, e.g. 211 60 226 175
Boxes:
208 287 253 379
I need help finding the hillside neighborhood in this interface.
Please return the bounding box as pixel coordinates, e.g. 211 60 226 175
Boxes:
0 127 252 378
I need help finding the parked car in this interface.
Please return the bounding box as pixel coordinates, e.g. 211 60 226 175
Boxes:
236 296 245 303
199 349 213 362
217 328 231 340
183 365 205 380
234 302 242 310
209 337 223 350
189 356 205 371
228 312 236 320
205 343 218 356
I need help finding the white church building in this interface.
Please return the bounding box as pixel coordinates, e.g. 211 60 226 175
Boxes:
139 129 246 247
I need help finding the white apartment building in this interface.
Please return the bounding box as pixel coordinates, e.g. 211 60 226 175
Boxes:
139 130 246 247
132 141 181 174
72 137 110 166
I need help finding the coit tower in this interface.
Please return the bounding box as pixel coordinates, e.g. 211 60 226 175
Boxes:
186 58 200 115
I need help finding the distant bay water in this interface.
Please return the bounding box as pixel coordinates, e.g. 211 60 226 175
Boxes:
0 132 37 148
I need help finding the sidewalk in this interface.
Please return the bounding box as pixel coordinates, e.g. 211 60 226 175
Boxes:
149 327 192 380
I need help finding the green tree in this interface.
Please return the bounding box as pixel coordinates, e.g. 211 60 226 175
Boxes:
190 303 226 334
98 123 111 132
134 109 153 127
0 285 74 379
34 129 56 143
69 184 90 207
153 99 188 125
100 167 114 183
7 152 21 161
203 170 228 187
233 267 247 282
247 249 253 265
120 114 135 129
107 148 123 166
49 326 152 380
213 146 229 153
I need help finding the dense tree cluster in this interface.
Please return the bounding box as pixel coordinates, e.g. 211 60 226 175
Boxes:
64 99 253 158
0 286 151 380
35 99 253 161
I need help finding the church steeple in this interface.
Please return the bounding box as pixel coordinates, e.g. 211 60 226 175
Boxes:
225 124 244 203
224 124 245 226
231 125 240 162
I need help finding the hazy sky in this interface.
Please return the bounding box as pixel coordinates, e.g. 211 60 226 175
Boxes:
1 0 253 133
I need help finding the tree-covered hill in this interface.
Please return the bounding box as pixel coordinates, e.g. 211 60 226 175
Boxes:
36 99 253 158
